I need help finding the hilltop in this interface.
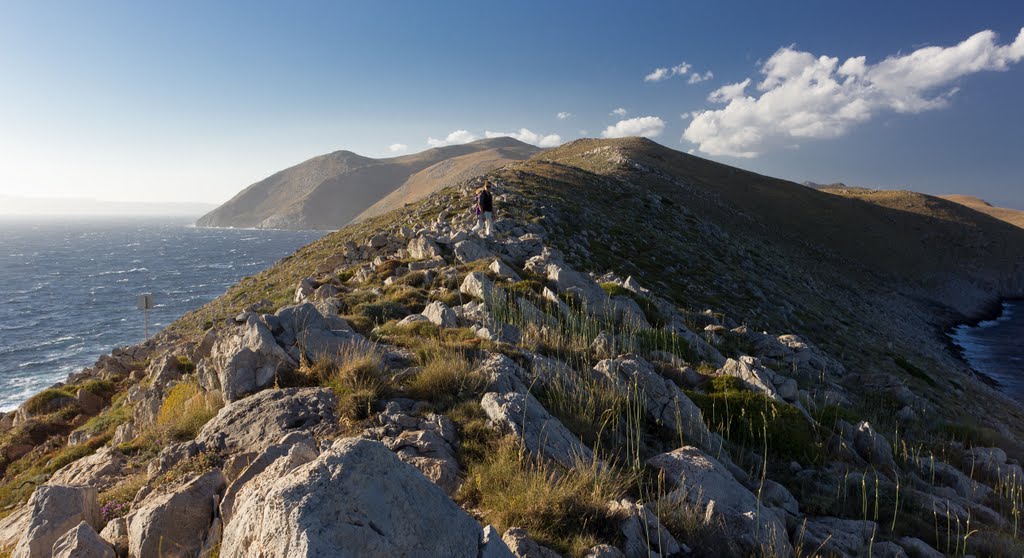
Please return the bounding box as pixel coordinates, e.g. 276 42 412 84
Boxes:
938 194 1024 229
195 137 540 230
1 138 1022 557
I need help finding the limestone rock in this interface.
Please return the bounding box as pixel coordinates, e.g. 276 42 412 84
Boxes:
898 536 943 558
461 271 496 302
852 421 898 474
489 259 521 281
594 355 714 451
760 479 799 515
454 239 491 262
408 236 442 260
111 421 135 446
274 303 366 365
584 544 625 558
51 521 115 558
221 438 483 557
76 388 105 416
608 499 681 558
47 447 124 490
126 470 225 558
481 391 593 469
14 485 100 558
196 388 337 454
360 402 461 496
481 525 516 558
221 440 318 527
647 446 791 557
422 300 459 328
0 506 30 550
206 316 297 402
98 518 127 557
717 356 782 401
793 517 886 558
501 527 560 558
546 264 609 313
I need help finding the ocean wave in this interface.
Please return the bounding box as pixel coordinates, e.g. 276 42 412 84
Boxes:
90 267 150 278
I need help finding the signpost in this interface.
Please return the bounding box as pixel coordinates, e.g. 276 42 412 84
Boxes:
137 293 155 339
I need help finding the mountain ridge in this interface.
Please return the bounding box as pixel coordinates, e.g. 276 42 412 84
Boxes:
1 137 1022 556
195 137 541 230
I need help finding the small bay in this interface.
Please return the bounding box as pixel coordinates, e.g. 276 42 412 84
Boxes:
950 299 1024 401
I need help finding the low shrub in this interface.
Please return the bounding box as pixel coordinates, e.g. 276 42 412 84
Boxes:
459 437 626 556
156 382 221 441
300 346 387 421
688 389 823 465
353 301 409 324
405 350 486 411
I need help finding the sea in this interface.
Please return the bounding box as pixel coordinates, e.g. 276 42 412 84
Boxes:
0 217 324 411
950 300 1024 401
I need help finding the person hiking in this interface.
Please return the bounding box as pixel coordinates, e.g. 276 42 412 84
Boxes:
476 179 494 237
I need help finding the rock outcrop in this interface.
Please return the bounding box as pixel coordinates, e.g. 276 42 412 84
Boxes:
126 470 225 558
14 485 100 558
221 438 489 557
196 387 337 453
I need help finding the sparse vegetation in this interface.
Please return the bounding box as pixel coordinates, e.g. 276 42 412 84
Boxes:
458 437 627 556
156 381 221 441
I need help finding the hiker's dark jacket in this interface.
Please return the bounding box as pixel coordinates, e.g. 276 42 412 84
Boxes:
479 190 493 213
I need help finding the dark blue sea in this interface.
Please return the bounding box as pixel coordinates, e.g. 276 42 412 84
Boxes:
951 300 1024 402
0 217 324 410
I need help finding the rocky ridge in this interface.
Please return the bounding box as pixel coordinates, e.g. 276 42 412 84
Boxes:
0 138 1022 556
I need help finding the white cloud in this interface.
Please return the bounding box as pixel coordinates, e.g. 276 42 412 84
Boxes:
645 62 692 82
683 27 1024 158
556 111 572 120
485 128 562 148
644 68 671 82
601 116 666 139
687 70 713 84
388 143 408 153
426 129 478 147
611 107 628 116
680 112 692 120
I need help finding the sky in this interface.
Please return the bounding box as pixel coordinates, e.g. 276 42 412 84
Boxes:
1 1 1023 209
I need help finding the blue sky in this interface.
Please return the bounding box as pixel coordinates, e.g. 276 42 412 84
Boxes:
1 1 1022 208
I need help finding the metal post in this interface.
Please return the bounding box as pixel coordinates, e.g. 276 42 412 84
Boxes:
138 293 154 341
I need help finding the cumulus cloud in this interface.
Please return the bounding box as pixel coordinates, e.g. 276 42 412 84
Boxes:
645 62 692 82
611 107 628 116
485 128 562 147
601 116 666 139
388 143 408 153
683 28 1024 158
687 70 713 84
556 111 572 120
426 130 478 147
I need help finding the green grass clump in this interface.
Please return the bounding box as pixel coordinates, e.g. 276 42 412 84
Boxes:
74 404 131 439
600 282 631 298
688 389 823 465
405 350 486 411
297 346 387 421
175 355 196 373
508 280 544 297
353 301 409 324
156 381 222 441
458 437 626 557
631 329 698 363
707 375 746 393
23 388 78 416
